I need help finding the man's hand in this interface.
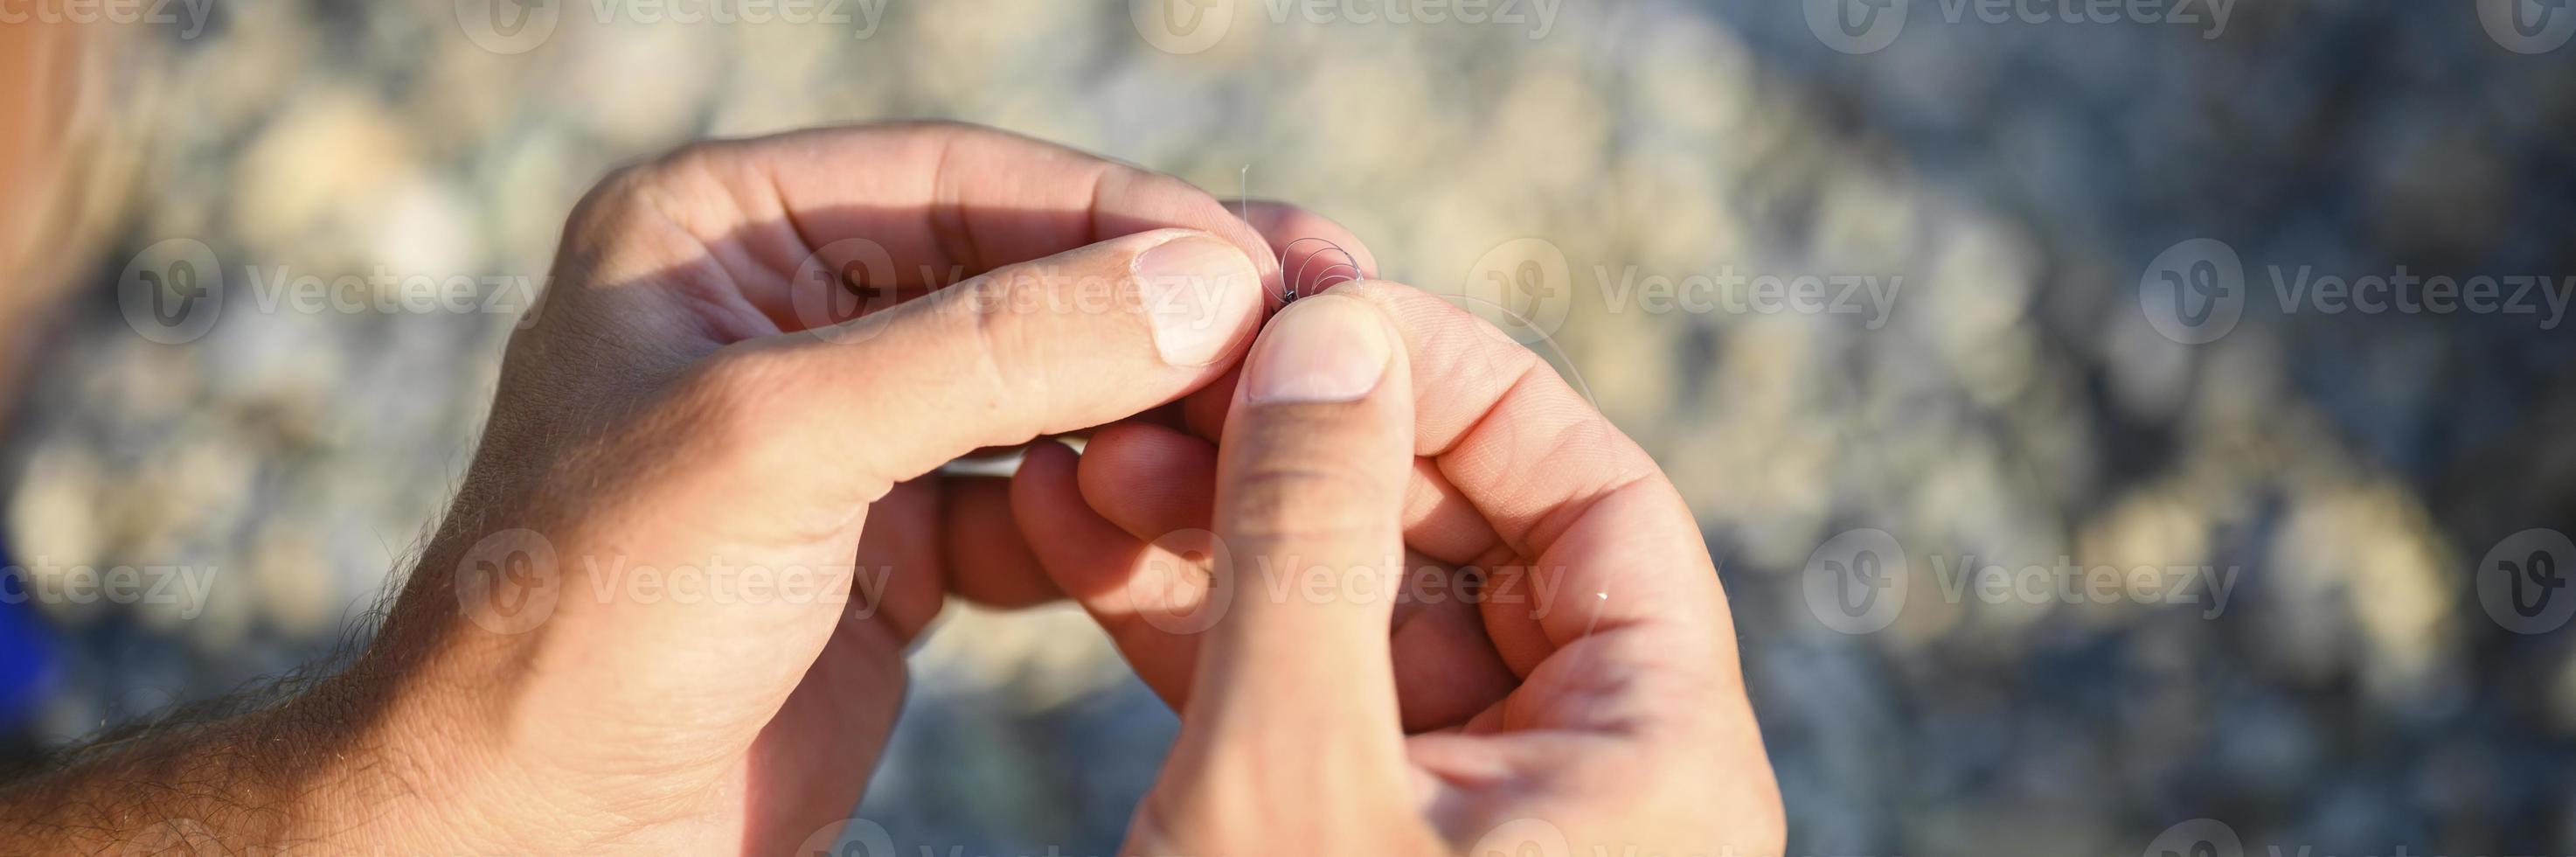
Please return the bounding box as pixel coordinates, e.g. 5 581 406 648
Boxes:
0 122 1324 855
1013 284 1786 854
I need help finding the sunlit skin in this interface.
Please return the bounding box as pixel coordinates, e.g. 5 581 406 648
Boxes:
1020 282 1781 855
0 122 1780 856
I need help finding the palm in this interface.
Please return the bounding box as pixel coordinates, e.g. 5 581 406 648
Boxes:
445 123 1290 854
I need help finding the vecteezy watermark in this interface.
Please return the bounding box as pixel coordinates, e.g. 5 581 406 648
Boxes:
1806 0 1909 53
1258 0 1560 36
1805 0 2235 54
2479 0 2576 53
456 0 890 54
1464 818 1576 857
1462 237 1577 345
1130 0 1561 55
791 820 1208 857
790 236 906 344
1802 527 1911 634
117 239 547 345
1460 818 1784 857
236 265 544 320
2141 817 2576 857
0 560 219 621
2475 527 2575 635
2142 819 2244 857
118 239 225 345
794 819 897 857
2139 238 2574 345
1121 530 1574 635
1131 0 1236 54
0 0 214 39
450 528 893 635
1593 265 1903 330
1461 237 1904 345
1924 553 2238 618
788 237 1253 346
1802 527 2239 634
2137 238 2245 345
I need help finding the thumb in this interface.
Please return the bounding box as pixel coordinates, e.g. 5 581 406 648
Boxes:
681 227 1267 519
482 228 1267 726
1151 292 1420 833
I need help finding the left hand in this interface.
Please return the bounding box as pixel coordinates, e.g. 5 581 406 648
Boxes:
0 121 1359 856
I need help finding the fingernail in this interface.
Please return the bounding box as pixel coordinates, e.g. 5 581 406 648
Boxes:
1135 233 1260 366
1243 295 1391 403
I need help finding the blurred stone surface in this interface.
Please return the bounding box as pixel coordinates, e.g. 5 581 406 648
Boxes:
5 2 2573 854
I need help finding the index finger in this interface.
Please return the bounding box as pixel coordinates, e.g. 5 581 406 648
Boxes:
1186 284 1658 550
594 121 1284 328
1177 283 1728 650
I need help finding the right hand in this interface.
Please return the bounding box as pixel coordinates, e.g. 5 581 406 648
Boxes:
1014 282 1785 854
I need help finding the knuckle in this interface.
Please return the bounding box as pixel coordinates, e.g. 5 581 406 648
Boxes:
1222 458 1392 541
563 164 649 237
565 142 728 236
950 267 1059 401
1131 168 1219 206
569 156 674 229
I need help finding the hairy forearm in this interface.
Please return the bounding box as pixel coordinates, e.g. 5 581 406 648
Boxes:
0 675 441 854
1 707 306 853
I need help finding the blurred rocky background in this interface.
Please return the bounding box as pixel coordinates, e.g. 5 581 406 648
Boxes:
2 1 2573 855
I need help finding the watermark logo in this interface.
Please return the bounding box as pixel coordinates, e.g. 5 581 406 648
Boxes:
792 819 896 857
1593 263 1904 330
1462 237 1575 345
460 0 887 54
1806 0 1908 53
1802 527 1909 634
1809 0 2232 53
454 528 562 635
2140 238 2246 345
452 530 885 635
790 237 905 345
2142 819 2245 857
1927 554 2238 618
2477 527 2576 635
2139 820 2480 857
2480 0 2576 53
1462 238 1904 341
1120 530 1575 634
2142 237 2573 345
117 239 554 343
1465 818 1573 857
1802 529 2240 633
1134 0 1559 54
1132 0 1236 54
0 0 215 39
235 265 545 325
1132 528 1233 635
118 239 226 345
1259 0 1560 38
0 561 219 620
784 240 1251 348
456 0 561 54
